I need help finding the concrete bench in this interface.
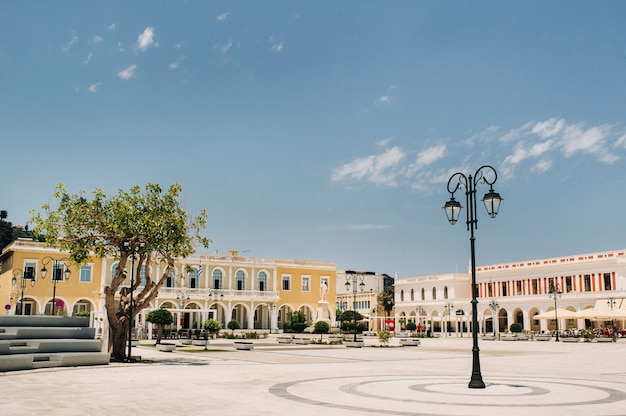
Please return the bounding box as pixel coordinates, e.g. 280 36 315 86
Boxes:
481 335 496 341
293 338 310 345
156 343 176 352
535 335 552 341
277 337 293 344
233 341 254 351
596 337 614 343
328 336 343 343
399 338 420 346
562 337 580 343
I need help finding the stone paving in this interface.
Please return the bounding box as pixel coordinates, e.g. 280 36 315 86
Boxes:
1 336 625 416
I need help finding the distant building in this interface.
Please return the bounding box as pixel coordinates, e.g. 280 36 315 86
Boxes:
395 249 626 336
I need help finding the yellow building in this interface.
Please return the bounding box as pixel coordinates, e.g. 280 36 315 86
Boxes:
0 239 103 318
1 241 337 337
275 259 337 328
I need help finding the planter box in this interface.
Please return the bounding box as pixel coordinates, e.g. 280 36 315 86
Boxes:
481 335 496 341
535 335 552 341
561 337 580 343
399 339 420 346
500 334 518 341
233 341 254 351
293 338 310 345
596 337 614 343
277 337 292 344
156 344 176 352
344 340 364 348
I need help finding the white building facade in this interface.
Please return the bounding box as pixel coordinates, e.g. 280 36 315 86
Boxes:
395 249 626 336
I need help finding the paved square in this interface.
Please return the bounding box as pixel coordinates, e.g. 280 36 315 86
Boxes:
1 336 625 416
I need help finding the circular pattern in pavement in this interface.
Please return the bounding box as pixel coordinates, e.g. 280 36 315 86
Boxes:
269 375 626 416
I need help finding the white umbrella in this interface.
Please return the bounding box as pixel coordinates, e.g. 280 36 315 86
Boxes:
533 309 579 320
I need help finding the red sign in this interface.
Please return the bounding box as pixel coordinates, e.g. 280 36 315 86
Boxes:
55 299 64 309
386 320 395 331
4 304 10 311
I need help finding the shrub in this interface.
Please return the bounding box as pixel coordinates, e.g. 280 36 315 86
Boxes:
509 322 523 333
227 320 241 332
202 319 222 336
406 322 417 331
377 329 391 346
314 321 330 334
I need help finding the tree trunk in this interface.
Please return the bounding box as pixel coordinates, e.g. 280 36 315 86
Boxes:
111 321 129 361
156 325 163 344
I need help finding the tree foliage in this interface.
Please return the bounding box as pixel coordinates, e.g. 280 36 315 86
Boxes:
377 285 395 313
30 183 210 360
203 318 222 334
146 308 174 345
227 320 241 332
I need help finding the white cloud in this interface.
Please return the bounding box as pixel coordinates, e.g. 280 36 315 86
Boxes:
376 136 394 147
83 52 93 65
331 146 405 187
531 159 552 174
532 118 565 138
271 42 284 53
136 27 157 52
88 82 102 93
406 144 446 176
118 64 137 80
61 32 78 53
217 12 229 22
91 35 103 45
107 23 116 31
377 95 390 103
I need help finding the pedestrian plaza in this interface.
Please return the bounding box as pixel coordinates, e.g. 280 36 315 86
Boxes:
1 335 625 415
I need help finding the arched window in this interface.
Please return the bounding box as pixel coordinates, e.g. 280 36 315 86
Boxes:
432 287 437 300
165 269 174 288
400 290 404 302
188 268 198 288
258 271 267 291
421 288 425 301
236 270 245 291
410 288 414 301
212 269 223 289
140 265 147 286
444 286 448 299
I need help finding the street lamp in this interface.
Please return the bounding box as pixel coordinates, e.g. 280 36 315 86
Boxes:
121 240 146 362
344 271 371 342
444 165 502 389
12 269 36 315
488 299 499 336
40 257 71 316
444 302 454 336
549 283 562 342
416 306 424 334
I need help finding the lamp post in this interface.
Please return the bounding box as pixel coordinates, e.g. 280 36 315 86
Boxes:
12 269 36 315
444 165 502 389
121 240 145 362
416 306 424 335
40 257 71 316
444 302 454 336
344 271 371 342
549 283 562 342
488 299 499 336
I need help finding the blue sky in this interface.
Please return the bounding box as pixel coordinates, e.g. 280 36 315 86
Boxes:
2 1 626 278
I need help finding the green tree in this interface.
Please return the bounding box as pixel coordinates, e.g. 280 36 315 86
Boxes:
146 308 174 344
284 311 308 333
377 285 395 319
227 319 241 333
30 183 210 360
203 318 222 337
406 321 417 332
314 321 330 341
510 322 523 333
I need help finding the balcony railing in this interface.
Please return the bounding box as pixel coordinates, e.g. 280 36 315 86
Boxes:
156 287 279 301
